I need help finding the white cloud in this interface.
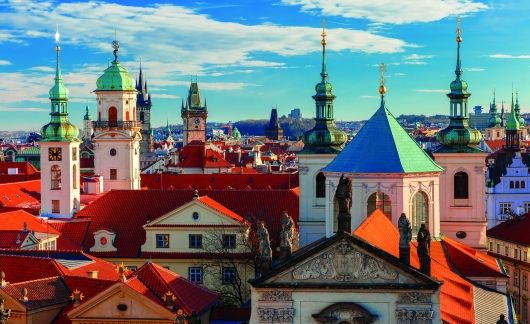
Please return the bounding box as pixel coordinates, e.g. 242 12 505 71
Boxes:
394 72 406 76
0 107 48 112
29 66 54 72
360 95 378 99
151 94 180 99
465 67 485 72
403 53 433 65
489 54 530 59
281 0 488 24
0 60 11 66
415 89 447 93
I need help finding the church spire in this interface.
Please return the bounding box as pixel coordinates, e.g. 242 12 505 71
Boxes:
378 63 386 108
320 21 328 81
455 16 463 80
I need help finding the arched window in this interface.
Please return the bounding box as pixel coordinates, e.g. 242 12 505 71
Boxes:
454 171 469 199
367 192 392 219
51 165 61 190
522 181 526 189
72 164 77 189
108 107 117 125
516 181 520 189
412 191 428 236
510 181 515 189
316 172 326 198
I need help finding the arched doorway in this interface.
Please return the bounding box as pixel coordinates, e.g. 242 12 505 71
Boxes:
412 191 429 236
367 192 392 219
108 107 117 126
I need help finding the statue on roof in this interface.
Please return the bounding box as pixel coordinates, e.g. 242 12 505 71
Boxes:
496 314 508 324
335 174 352 233
398 213 412 266
257 222 272 273
279 211 297 260
417 223 431 276
0 298 11 324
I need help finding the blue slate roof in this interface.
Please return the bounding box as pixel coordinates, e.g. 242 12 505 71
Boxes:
323 98 444 174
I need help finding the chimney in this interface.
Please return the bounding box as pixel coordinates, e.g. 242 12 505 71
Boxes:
21 287 28 302
22 222 28 233
87 270 98 279
0 271 7 287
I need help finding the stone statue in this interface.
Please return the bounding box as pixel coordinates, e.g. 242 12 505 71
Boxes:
335 175 352 233
257 222 272 272
279 212 296 260
0 298 11 324
496 314 508 324
417 223 431 276
398 213 412 266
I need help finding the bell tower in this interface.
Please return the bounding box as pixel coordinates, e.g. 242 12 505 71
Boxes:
40 28 80 218
181 81 207 145
92 39 141 191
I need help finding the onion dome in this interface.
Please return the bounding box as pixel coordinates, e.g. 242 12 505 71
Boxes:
96 40 135 91
41 28 79 143
488 92 502 127
302 26 347 154
506 105 520 131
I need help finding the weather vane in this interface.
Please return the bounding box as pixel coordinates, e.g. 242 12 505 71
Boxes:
456 16 462 43
379 63 386 95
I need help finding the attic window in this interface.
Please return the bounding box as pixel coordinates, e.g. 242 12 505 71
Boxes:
117 304 128 311
192 212 199 221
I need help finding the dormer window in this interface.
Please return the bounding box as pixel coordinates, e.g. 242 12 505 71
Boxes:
90 229 117 252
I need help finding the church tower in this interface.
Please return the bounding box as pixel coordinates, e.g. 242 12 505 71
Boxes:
484 92 504 141
298 27 347 246
181 81 207 145
92 40 141 191
82 106 93 142
433 18 487 249
136 61 153 155
40 29 80 218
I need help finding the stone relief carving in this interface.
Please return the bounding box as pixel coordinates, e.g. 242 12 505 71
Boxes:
395 309 434 324
409 181 433 196
397 292 431 304
260 291 293 302
292 240 398 282
258 307 295 323
362 183 396 200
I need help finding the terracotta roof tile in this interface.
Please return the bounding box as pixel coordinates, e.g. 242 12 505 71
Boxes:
487 214 530 246
0 230 31 249
0 180 40 210
0 210 60 235
1 276 71 310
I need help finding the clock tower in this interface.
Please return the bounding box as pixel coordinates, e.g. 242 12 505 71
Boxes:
40 29 81 218
181 81 207 145
92 40 141 191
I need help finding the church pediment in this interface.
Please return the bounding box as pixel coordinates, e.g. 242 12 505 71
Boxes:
252 234 439 289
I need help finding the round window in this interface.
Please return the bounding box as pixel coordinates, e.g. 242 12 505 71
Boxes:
110 148 117 156
117 303 128 311
100 237 107 245
192 212 199 221
456 231 467 239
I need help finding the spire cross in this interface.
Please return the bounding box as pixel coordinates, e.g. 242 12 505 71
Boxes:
378 63 387 96
456 16 462 43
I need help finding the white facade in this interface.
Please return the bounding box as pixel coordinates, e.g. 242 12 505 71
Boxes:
298 153 335 246
82 116 93 141
434 152 488 249
486 152 530 228
40 141 80 218
324 172 441 238
93 90 141 191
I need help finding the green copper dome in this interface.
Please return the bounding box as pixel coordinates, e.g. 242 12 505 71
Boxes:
449 79 468 94
488 114 502 127
96 60 135 91
49 77 69 99
436 122 482 147
507 104 521 131
315 80 333 95
41 121 80 142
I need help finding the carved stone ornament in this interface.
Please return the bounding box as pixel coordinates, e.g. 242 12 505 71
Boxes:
313 302 377 323
409 181 433 196
292 239 398 282
260 290 293 302
395 309 434 323
397 292 431 304
362 183 396 200
257 307 295 323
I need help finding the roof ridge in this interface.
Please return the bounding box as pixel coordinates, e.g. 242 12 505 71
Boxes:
5 275 62 286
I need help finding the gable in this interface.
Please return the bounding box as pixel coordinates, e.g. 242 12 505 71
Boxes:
68 283 174 321
148 200 242 227
256 236 438 289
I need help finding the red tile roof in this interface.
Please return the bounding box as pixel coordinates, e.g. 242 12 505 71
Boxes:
75 189 298 258
0 230 31 249
1 276 71 310
0 210 59 235
197 196 244 223
140 172 298 190
487 214 530 246
0 180 40 210
131 262 219 315
177 141 232 169
47 219 91 250
485 139 505 152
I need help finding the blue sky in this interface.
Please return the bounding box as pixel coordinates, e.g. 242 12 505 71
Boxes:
0 0 530 130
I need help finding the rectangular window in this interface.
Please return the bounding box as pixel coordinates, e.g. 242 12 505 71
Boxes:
72 147 78 161
514 271 520 287
222 267 237 284
497 243 501 254
523 273 528 290
189 267 203 284
524 251 528 262
222 234 236 249
52 200 60 213
127 266 138 271
515 248 519 260
189 234 203 249
505 246 510 257
489 241 493 251
514 297 519 314
110 169 117 180
500 202 513 215
156 234 169 248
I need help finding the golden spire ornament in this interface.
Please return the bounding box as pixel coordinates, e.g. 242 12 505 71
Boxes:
379 63 386 96
456 16 462 43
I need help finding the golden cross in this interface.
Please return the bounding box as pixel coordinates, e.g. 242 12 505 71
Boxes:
456 16 462 43
380 63 386 86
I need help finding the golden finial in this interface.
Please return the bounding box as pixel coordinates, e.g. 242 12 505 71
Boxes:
55 24 60 52
70 289 85 303
115 262 128 281
379 63 387 95
321 17 327 46
456 16 462 43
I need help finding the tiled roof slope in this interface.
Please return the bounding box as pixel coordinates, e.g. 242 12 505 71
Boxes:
132 262 219 315
487 214 530 245
0 180 40 210
324 102 443 174
354 210 508 324
75 189 298 257
0 230 31 249
1 276 71 310
47 219 91 250
0 209 59 234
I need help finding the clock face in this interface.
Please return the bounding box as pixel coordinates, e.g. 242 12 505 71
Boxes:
48 147 62 161
194 118 201 126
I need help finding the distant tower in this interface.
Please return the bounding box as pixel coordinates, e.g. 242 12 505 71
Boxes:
484 91 504 141
505 98 521 151
265 108 284 140
40 28 80 218
298 26 347 246
181 81 207 145
136 61 152 155
92 39 141 191
82 106 93 141
433 18 487 249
